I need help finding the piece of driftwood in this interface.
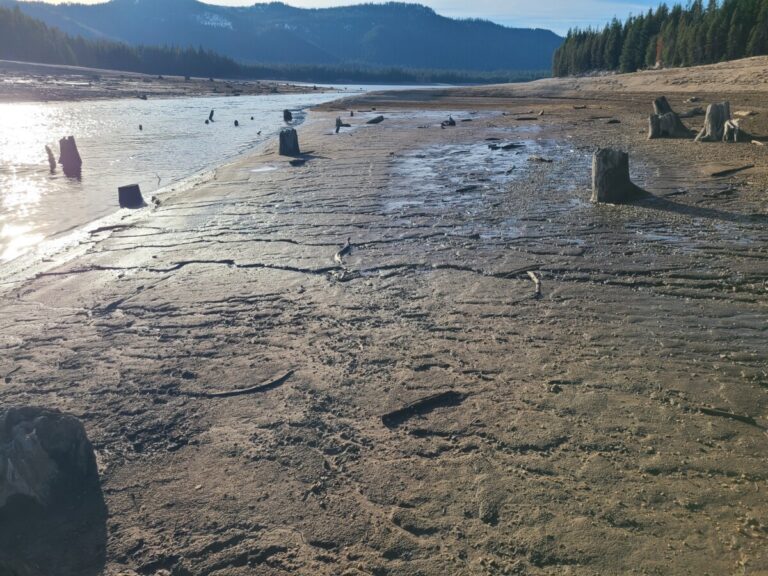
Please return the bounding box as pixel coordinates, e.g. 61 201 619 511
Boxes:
279 128 301 156
591 148 644 204
695 102 731 142
118 184 145 208
527 271 542 298
335 117 351 133
184 370 295 399
58 136 82 178
709 164 754 178
699 407 759 427
289 159 306 167
283 109 293 122
45 145 56 173
722 119 753 143
208 110 215 122
334 237 352 264
382 390 468 428
367 115 385 125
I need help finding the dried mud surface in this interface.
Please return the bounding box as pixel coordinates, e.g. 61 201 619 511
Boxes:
0 82 767 576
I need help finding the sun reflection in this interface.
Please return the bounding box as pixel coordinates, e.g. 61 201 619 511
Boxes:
1 223 44 262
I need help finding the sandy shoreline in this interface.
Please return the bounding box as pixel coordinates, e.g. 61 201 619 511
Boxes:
1 61 767 575
0 59 332 103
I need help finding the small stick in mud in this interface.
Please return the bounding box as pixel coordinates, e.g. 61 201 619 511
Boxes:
334 237 352 264
382 390 468 428
183 370 295 399
527 271 542 298
699 407 760 427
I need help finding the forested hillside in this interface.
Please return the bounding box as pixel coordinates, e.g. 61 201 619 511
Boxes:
0 6 547 84
553 0 768 76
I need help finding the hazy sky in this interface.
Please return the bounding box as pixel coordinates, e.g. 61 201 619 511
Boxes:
24 0 664 34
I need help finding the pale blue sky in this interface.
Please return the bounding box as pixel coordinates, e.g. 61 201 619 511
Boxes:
26 0 665 34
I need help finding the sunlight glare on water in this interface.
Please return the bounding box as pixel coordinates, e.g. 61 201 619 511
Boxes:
0 91 353 263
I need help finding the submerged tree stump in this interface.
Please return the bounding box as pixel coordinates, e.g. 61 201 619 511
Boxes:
695 102 731 142
279 128 301 156
58 136 82 178
648 96 692 139
591 148 644 204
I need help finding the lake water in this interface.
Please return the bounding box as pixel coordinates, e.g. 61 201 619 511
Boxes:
0 90 362 262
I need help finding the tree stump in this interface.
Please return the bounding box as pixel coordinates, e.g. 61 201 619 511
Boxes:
648 96 692 139
118 184 145 208
591 148 644 204
695 102 731 142
58 136 82 178
45 145 56 173
283 109 293 122
279 128 301 156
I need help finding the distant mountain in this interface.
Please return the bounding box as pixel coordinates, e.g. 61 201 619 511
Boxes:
1 0 562 71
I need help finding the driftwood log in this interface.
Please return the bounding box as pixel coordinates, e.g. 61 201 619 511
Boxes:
58 136 82 178
648 96 692 139
367 115 385 125
591 148 644 204
279 128 301 156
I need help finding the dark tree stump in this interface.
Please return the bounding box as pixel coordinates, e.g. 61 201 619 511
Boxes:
283 109 293 122
591 148 644 204
279 128 301 156
653 96 674 115
118 184 145 208
366 115 385 125
695 102 731 142
45 145 56 173
58 136 82 178
648 112 693 139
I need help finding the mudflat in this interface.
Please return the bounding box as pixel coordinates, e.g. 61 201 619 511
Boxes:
1 58 767 575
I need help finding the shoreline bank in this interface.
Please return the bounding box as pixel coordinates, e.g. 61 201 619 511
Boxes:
0 68 766 575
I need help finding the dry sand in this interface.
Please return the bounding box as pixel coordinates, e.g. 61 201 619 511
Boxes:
1 58 767 575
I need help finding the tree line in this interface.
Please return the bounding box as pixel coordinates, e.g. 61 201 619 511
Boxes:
553 0 768 76
0 5 547 85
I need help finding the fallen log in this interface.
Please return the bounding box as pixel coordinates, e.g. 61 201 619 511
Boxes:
367 115 385 125
709 164 754 178
382 390 468 428
591 148 645 204
699 407 759 427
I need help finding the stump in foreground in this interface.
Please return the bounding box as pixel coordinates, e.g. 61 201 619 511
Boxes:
591 148 645 204
279 127 301 156
58 136 82 178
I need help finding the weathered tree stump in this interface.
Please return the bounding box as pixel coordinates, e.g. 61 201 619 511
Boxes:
279 128 301 156
283 109 293 122
58 136 82 178
591 148 644 204
118 184 145 208
45 145 56 173
695 102 731 142
648 96 692 139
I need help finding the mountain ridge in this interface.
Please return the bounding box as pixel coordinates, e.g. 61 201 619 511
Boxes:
1 0 562 71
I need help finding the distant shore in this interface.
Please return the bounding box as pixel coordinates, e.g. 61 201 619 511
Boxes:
0 59 334 103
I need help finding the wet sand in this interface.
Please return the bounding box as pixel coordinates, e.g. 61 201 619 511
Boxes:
1 64 767 575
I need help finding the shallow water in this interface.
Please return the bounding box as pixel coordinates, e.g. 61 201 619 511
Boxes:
0 91 352 261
